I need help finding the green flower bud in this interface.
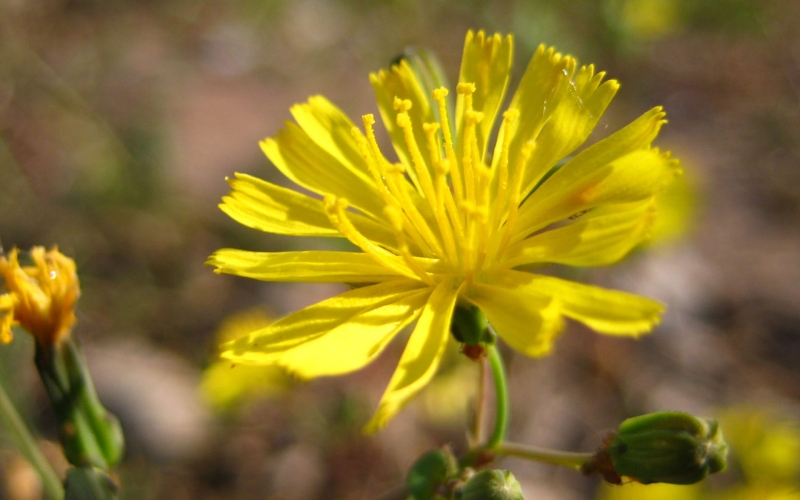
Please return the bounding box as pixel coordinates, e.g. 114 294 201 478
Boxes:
456 469 524 500
65 466 118 500
407 448 458 500
608 411 728 485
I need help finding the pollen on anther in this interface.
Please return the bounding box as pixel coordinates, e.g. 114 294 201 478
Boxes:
435 159 451 175
393 97 412 112
457 82 476 95
432 88 449 100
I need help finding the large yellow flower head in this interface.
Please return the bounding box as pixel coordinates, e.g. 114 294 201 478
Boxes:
209 30 680 432
0 247 80 346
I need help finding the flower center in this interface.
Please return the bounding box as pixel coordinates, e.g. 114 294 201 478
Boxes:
323 84 528 286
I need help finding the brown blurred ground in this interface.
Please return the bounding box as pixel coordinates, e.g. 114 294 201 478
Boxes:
1 0 800 499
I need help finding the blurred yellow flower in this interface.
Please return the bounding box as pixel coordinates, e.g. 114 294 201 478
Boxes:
0 247 79 346
597 481 701 500
646 169 697 246
208 30 680 431
719 409 800 485
201 309 292 411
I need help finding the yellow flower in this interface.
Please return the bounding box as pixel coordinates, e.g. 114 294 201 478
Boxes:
208 30 680 432
0 247 80 346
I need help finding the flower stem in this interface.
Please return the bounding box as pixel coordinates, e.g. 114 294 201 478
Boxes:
485 341 509 450
0 378 64 500
470 357 488 446
496 441 594 471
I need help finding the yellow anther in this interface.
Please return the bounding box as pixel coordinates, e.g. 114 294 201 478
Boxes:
435 159 450 175
503 108 520 122
422 122 440 133
457 82 476 95
521 140 536 159
465 110 484 124
362 114 376 127
396 112 411 128
460 200 476 215
383 205 405 232
432 87 449 100
387 163 406 174
393 97 413 113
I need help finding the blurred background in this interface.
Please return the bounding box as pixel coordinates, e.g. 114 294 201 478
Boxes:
1 0 800 498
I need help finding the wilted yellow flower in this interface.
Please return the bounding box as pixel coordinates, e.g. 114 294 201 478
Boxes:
209 30 680 431
0 247 79 346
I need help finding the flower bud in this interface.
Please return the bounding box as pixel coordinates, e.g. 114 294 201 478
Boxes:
64 466 118 500
406 447 458 500
456 469 524 500
608 411 728 484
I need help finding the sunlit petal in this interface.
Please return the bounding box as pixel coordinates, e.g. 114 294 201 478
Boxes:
456 30 513 162
208 249 408 283
491 269 664 336
502 199 655 268
221 280 427 363
364 279 459 433
465 281 563 357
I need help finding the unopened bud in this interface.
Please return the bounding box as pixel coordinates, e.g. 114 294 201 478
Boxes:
406 447 457 500
608 411 728 485
450 303 493 347
456 469 524 500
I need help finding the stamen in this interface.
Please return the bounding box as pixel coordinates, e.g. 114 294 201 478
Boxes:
384 206 437 286
396 109 436 203
489 141 536 264
419 122 459 266
384 164 445 258
473 165 492 272
488 109 519 231
432 88 463 206
323 196 416 280
352 124 393 205
434 159 466 255
461 109 483 209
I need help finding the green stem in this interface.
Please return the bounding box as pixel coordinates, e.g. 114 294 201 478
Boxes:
485 341 509 450
0 378 65 500
470 357 488 446
496 441 594 471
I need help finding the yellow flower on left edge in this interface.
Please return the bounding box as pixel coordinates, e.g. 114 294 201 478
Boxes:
208 30 680 432
0 247 80 346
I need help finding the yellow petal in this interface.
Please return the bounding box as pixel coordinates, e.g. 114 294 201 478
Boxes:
261 123 386 220
221 173 337 236
520 66 620 196
504 45 573 181
221 173 398 248
456 30 513 162
370 60 436 183
465 281 563 357
492 270 664 336
363 278 459 433
501 199 655 268
208 249 407 283
221 280 428 363
274 289 429 379
290 96 372 180
514 145 678 241
0 294 15 343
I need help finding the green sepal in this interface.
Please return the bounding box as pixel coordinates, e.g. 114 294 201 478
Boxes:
64 466 119 500
35 337 125 470
455 469 524 500
407 447 458 500
609 411 728 484
451 304 492 346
